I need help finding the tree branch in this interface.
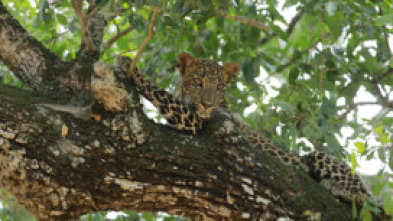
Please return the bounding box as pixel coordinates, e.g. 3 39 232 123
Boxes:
374 67 393 82
338 102 379 120
218 9 269 32
72 0 96 52
102 26 134 53
370 80 393 109
128 7 160 76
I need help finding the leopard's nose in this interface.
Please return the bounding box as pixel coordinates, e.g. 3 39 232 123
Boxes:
201 90 217 106
202 98 216 108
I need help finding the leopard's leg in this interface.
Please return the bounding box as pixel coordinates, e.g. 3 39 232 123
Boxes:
115 56 203 134
130 69 203 134
302 151 369 206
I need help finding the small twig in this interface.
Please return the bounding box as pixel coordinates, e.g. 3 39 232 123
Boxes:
217 9 269 32
260 10 305 45
71 0 95 52
370 80 393 109
286 10 304 36
374 68 393 82
102 26 134 53
338 102 378 120
128 6 160 76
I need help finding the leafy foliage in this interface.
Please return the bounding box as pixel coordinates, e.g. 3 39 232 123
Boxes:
1 0 392 220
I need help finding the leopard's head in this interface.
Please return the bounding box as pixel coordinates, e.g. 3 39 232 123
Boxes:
177 52 240 118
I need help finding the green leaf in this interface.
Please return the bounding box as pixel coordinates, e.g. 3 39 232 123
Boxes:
148 0 160 6
274 101 296 112
389 154 393 171
355 142 365 155
39 0 52 23
276 64 286 73
378 134 389 146
172 0 184 13
291 50 302 61
68 21 78 33
375 14 393 26
352 200 357 219
217 0 237 8
163 14 178 27
378 148 386 163
56 14 68 25
129 15 145 31
269 23 287 40
288 67 299 84
123 210 139 218
361 208 372 221
350 150 358 174
383 197 393 215
141 212 155 221
136 0 145 7
96 0 108 7
326 69 339 82
198 0 212 10
374 126 383 135
242 58 259 83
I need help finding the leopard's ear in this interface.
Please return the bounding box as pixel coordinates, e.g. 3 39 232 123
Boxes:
177 52 198 75
222 62 241 84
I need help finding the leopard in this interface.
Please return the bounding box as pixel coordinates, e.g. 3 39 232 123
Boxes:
126 52 370 207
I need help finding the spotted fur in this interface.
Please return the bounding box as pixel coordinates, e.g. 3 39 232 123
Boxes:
128 52 369 206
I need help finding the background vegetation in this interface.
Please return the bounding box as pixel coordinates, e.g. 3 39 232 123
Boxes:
0 0 392 220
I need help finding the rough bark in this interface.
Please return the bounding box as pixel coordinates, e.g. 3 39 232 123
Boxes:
0 2 69 94
0 83 365 221
0 1 105 101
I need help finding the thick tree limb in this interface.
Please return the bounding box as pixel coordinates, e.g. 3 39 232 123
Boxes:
0 62 388 221
0 1 65 91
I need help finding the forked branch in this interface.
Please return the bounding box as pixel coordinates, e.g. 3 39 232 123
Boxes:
71 0 97 52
